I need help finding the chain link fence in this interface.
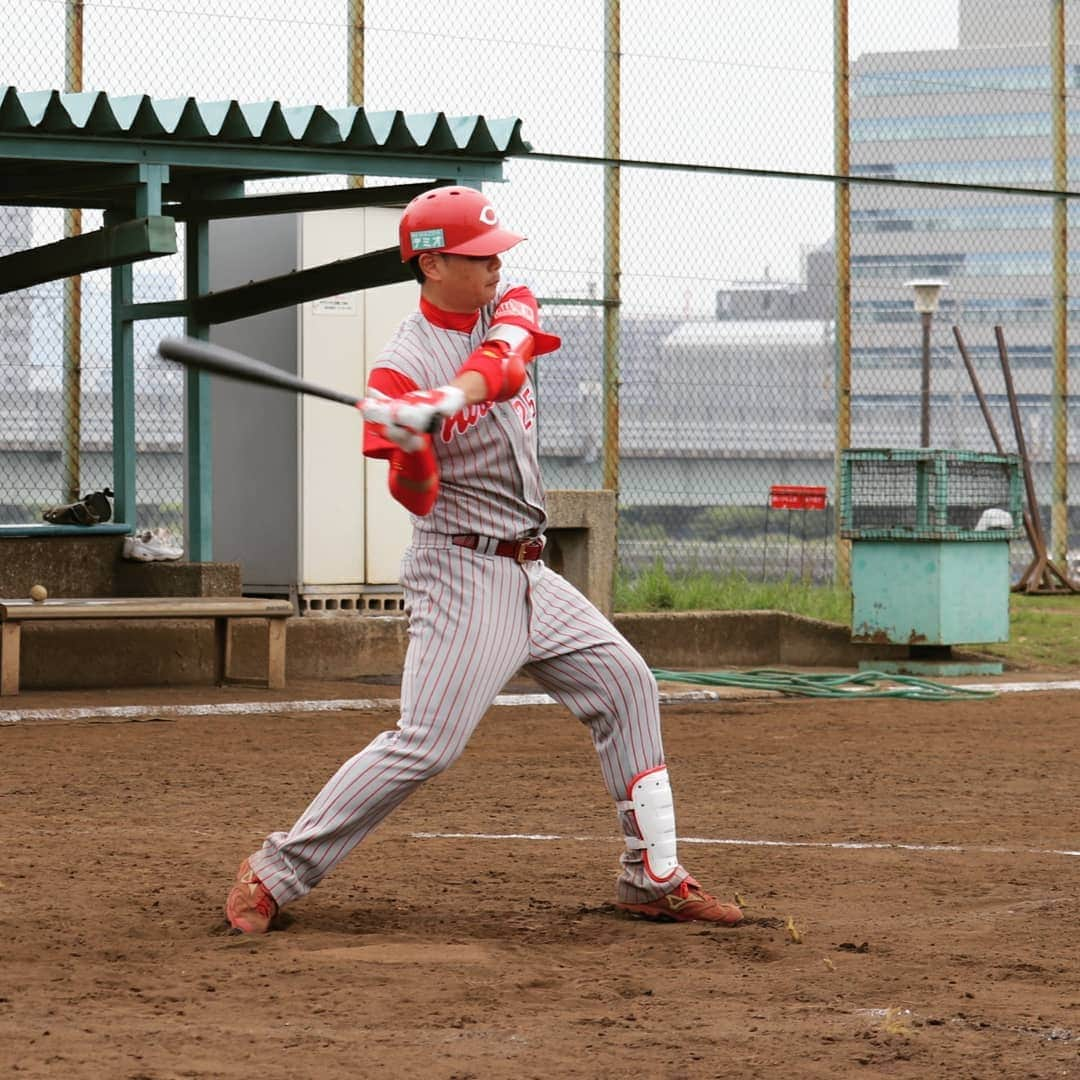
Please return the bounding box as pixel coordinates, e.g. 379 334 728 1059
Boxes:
1 0 1077 584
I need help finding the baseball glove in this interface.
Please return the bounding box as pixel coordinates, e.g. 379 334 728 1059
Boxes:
42 487 114 526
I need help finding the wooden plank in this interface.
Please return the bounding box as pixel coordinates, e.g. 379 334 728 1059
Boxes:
0 621 21 695
0 597 293 620
266 617 286 689
0 602 293 694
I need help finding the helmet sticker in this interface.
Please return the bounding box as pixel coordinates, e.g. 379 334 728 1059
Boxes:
410 228 445 250
478 206 498 225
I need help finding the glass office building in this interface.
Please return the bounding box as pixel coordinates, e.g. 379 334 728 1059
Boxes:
848 0 1078 460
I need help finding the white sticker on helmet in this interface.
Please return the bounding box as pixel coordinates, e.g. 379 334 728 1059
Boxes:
410 228 445 250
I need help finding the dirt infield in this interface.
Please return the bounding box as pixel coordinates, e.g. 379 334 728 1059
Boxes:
4 683 1080 1078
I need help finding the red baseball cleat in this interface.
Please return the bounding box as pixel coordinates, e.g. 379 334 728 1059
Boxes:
616 877 743 925
225 858 278 933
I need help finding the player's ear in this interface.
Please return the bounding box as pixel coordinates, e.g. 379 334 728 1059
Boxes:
417 251 443 282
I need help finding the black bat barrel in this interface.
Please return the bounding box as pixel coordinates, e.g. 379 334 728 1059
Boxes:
157 337 361 408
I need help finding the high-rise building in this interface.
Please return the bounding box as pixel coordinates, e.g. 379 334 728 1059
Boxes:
849 0 1078 458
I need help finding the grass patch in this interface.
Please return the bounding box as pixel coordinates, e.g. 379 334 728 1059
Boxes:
616 563 1080 671
615 563 850 625
978 594 1080 670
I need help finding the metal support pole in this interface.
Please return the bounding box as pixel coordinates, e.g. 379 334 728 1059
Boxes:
919 310 932 447
602 0 621 496
1050 0 1068 562
832 0 851 588
184 218 212 561
61 0 84 503
106 209 135 527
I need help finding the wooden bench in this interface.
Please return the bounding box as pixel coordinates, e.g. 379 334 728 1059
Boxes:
0 596 293 696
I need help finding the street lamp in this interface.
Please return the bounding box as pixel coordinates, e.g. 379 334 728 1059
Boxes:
905 279 947 447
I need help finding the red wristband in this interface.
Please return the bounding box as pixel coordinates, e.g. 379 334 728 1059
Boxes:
389 442 439 515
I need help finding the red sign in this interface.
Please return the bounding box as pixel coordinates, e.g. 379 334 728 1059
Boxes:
769 485 827 511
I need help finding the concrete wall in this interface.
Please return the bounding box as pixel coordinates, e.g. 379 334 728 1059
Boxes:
544 488 616 616
13 609 907 691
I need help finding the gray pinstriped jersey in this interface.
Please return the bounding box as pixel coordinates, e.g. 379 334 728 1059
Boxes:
373 285 546 541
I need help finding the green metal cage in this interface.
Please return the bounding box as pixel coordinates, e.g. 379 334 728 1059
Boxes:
839 448 1025 542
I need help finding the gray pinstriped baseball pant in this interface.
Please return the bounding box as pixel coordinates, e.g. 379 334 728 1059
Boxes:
249 543 692 907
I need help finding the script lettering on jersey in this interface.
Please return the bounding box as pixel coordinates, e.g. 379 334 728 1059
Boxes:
440 400 493 442
439 386 536 442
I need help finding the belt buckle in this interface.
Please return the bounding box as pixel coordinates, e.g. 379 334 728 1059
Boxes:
517 538 542 563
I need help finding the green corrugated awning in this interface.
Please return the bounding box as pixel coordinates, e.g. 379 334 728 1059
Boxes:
0 87 528 154
0 86 531 205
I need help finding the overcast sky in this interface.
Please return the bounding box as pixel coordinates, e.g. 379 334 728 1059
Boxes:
3 0 964 315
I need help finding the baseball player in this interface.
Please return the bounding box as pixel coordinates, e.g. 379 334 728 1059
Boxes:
225 186 743 932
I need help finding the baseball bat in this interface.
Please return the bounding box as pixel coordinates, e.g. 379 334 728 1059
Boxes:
158 336 365 409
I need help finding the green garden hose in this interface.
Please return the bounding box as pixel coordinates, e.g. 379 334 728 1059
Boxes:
650 668 995 701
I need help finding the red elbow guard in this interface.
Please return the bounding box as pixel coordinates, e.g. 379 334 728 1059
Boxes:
388 442 439 515
456 324 535 402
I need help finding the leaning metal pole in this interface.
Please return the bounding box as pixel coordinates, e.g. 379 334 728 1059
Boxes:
602 0 621 497
62 0 84 503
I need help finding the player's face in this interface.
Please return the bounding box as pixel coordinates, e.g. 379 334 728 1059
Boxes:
426 252 502 311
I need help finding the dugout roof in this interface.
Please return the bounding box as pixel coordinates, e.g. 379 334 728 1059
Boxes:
0 87 528 208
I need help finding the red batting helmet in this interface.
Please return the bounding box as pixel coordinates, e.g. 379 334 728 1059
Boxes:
399 186 524 262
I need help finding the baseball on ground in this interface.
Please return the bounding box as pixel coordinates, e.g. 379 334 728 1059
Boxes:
29 584 47 602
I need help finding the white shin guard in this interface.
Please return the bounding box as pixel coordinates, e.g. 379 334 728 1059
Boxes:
617 765 679 884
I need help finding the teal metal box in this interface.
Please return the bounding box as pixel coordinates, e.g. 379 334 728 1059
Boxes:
840 449 1023 649
850 540 1010 645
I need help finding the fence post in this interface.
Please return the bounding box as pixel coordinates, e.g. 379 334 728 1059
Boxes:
61 0 84 504
1050 0 1068 563
832 0 851 589
602 0 621 497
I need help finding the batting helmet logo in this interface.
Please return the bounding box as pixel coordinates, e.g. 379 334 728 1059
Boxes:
399 186 524 262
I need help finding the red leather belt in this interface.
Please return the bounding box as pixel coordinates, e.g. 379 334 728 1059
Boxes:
452 534 545 562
